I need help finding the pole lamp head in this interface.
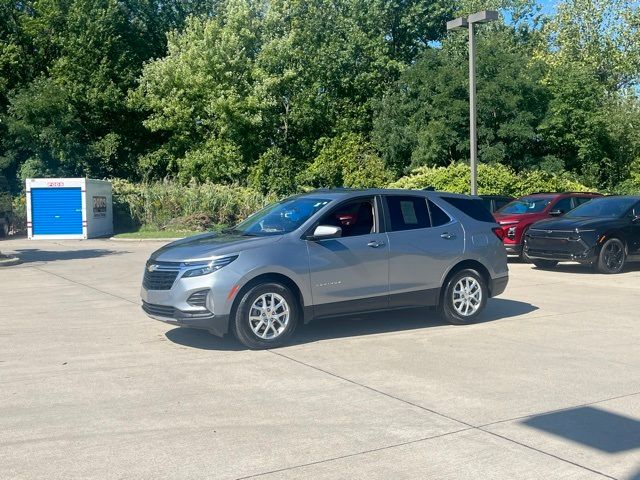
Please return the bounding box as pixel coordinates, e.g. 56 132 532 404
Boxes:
468 10 499 24
446 10 499 31
446 17 469 31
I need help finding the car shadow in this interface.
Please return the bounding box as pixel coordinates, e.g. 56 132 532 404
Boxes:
10 248 127 264
164 298 538 351
530 262 640 274
522 406 640 454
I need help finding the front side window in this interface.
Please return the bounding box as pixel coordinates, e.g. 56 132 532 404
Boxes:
551 197 573 214
233 197 331 236
318 198 376 237
565 197 639 219
498 196 554 214
386 196 430 231
575 196 594 206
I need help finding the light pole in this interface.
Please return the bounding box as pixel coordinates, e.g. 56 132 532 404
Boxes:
446 10 499 196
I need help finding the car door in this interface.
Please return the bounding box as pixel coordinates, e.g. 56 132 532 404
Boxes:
306 196 389 317
384 195 464 308
625 201 640 257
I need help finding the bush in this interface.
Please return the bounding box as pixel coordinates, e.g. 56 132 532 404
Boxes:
249 147 300 196
111 179 273 232
612 160 640 194
299 133 393 189
389 162 593 197
10 195 27 233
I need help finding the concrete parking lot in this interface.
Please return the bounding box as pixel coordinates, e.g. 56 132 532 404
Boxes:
1 237 639 480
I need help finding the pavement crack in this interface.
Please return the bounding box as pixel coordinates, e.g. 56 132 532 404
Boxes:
33 266 139 305
478 390 640 429
268 349 622 480
235 428 473 479
477 429 617 480
268 349 474 428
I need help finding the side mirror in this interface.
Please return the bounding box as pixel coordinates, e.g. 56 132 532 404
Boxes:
307 225 342 241
549 209 563 216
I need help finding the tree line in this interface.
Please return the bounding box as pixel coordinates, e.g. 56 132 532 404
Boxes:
1 0 639 197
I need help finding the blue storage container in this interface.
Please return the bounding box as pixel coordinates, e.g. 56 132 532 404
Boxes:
26 178 113 239
31 188 83 235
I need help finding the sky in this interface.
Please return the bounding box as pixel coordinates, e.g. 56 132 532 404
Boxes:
538 0 556 13
538 0 558 14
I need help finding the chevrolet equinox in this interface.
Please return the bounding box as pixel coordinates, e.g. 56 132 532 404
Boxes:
141 189 509 349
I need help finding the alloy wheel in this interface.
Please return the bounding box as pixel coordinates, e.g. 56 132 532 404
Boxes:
452 276 482 316
249 292 290 340
603 242 624 272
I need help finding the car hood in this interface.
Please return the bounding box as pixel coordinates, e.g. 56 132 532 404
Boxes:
494 212 543 224
150 232 282 262
531 217 622 231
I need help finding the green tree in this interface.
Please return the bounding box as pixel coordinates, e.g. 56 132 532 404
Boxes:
540 0 640 90
299 133 392 189
373 27 549 175
131 4 264 181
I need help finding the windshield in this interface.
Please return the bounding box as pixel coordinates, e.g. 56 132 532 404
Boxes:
564 197 638 219
498 196 554 214
230 197 331 236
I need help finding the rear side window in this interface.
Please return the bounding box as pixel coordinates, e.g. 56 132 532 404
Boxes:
428 200 451 227
441 197 494 223
386 196 431 231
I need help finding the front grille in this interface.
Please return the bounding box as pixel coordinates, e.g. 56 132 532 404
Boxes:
142 301 175 318
528 229 575 239
187 290 208 307
143 261 181 290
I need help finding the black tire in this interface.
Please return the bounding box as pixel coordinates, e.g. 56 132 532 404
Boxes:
519 228 531 263
596 238 626 274
232 282 298 349
531 259 558 269
439 269 487 325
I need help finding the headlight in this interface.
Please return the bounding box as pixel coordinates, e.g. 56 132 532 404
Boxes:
507 226 517 239
182 255 238 278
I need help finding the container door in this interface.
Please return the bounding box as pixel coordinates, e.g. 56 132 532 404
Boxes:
32 188 83 235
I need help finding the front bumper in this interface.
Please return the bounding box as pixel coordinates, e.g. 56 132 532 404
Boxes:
142 300 229 336
504 243 522 256
524 233 598 264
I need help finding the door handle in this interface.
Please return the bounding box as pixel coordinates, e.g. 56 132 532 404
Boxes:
440 232 456 240
367 240 385 248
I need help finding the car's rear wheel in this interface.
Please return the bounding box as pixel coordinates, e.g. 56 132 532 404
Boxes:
232 282 298 349
439 269 487 325
596 238 626 274
531 259 558 269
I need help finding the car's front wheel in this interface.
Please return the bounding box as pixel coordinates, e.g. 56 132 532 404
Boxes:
439 269 487 325
596 238 626 274
232 282 298 349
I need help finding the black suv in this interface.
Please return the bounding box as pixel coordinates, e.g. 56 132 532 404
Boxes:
0 191 10 237
524 196 640 273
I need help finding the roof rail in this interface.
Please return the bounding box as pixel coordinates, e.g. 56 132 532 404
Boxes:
527 191 603 195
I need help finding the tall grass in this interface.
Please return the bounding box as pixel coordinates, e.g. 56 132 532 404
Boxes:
112 179 274 232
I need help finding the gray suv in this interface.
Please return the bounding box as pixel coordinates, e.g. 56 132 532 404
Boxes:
141 189 508 349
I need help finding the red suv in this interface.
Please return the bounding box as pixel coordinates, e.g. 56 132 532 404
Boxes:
494 192 602 260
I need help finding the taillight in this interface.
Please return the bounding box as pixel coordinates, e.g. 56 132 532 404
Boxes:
492 227 505 240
